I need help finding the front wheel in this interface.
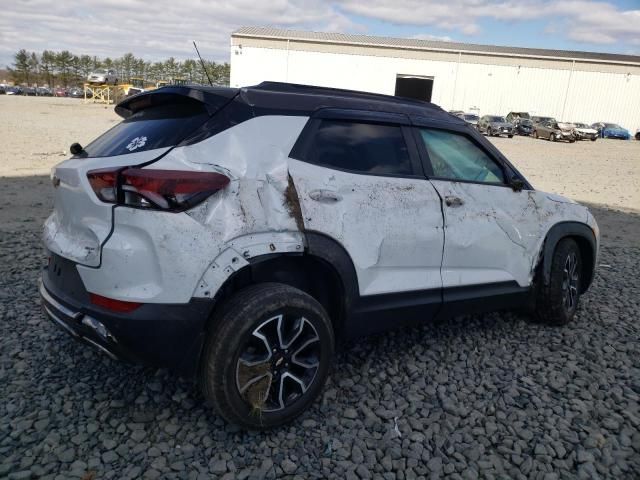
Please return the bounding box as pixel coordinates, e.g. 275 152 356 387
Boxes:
533 130 538 139
508 135 513 138
534 238 582 325
591 137 597 142
201 283 334 429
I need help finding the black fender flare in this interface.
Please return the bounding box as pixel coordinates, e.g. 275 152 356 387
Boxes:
542 221 597 292
304 231 360 318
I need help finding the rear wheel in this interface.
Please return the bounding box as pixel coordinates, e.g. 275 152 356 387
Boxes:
533 130 538 139
551 133 557 142
534 238 582 326
591 137 597 142
201 283 334 429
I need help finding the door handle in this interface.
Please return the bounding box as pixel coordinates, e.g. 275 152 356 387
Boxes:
309 189 342 203
445 196 464 207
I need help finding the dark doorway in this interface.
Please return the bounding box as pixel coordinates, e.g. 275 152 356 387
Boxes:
395 75 434 102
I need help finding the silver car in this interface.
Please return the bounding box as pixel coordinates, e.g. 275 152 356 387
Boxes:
87 69 118 85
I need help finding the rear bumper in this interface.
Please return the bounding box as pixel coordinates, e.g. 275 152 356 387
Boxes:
40 262 215 376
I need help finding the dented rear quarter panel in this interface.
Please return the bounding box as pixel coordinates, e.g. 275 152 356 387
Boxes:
78 116 309 303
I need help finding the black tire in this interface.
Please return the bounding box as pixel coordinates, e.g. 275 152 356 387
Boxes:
534 238 582 326
551 133 557 142
201 283 334 429
508 135 513 138
533 130 538 139
591 137 597 142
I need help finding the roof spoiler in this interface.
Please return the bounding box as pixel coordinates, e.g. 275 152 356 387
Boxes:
115 86 239 119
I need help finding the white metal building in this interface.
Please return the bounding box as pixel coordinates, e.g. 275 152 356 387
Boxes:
230 27 640 133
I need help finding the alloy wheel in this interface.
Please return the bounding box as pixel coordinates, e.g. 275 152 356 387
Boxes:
235 314 321 412
562 252 579 312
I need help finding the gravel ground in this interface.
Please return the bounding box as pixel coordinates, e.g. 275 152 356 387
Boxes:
1 97 639 479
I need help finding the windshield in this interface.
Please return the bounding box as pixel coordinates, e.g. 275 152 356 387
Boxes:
464 114 479 121
558 123 574 129
488 116 506 122
573 123 586 128
520 119 532 126
604 123 622 129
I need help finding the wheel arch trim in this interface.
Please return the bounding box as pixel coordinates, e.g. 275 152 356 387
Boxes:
542 221 597 292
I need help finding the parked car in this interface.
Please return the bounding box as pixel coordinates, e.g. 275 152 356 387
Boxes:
477 115 514 137
0 85 6 95
572 123 598 141
636 129 640 141
23 87 37 96
505 112 530 124
36 87 53 96
40 82 599 428
533 121 576 142
68 87 85 98
5 86 23 95
87 69 118 85
591 122 631 140
531 116 557 126
460 113 479 126
514 118 534 136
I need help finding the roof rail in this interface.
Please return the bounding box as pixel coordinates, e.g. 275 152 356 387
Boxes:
251 81 439 109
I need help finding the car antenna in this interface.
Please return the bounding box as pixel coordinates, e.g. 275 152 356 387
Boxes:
193 41 213 86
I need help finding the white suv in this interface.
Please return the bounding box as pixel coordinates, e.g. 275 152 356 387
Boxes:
41 82 599 428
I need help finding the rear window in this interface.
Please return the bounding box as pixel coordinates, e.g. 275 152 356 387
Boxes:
82 101 209 158
301 120 412 176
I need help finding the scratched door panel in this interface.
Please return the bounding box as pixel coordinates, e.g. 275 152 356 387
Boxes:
289 159 444 296
429 180 586 288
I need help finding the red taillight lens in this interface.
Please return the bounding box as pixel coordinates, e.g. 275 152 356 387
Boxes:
87 168 229 212
90 293 142 313
87 168 118 203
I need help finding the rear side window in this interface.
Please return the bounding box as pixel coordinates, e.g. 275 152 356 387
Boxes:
303 120 412 175
83 101 208 158
419 129 505 184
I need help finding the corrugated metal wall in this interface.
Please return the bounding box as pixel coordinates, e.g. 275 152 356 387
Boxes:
230 40 640 133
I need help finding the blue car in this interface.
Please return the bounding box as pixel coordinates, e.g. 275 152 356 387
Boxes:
592 122 631 140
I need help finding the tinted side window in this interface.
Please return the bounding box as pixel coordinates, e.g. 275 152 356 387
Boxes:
419 129 505 184
305 120 412 175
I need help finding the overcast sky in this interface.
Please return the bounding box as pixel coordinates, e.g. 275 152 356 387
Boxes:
1 0 639 68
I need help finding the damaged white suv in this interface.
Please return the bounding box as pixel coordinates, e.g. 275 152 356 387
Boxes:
41 82 599 428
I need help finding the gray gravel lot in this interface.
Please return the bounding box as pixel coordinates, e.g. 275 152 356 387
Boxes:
1 98 639 479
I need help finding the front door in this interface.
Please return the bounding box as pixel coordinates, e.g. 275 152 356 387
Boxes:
413 124 541 293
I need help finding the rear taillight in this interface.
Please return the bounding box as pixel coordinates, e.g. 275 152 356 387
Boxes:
87 168 229 212
87 168 118 203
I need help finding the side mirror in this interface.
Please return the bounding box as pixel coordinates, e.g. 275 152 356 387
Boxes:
510 177 525 192
70 142 84 155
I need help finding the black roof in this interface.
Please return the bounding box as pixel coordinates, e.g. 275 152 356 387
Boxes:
116 82 459 124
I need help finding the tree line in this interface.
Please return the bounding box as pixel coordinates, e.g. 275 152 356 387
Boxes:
10 49 230 87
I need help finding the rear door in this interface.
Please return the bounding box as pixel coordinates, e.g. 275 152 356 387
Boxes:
45 90 232 267
412 121 539 292
288 111 444 300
